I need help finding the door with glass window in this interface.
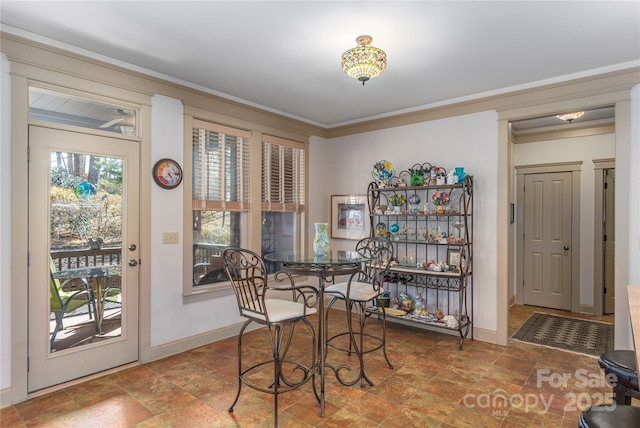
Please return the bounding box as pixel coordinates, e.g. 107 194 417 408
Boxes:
28 126 139 392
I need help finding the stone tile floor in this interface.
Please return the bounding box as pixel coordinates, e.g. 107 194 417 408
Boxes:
2 304 635 427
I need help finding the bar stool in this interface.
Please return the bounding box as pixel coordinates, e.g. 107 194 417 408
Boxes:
324 236 394 388
598 350 640 405
579 405 640 428
223 248 319 428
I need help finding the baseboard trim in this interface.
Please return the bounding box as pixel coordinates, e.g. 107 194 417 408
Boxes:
0 387 11 409
474 326 499 344
148 320 262 362
579 304 594 315
147 304 350 364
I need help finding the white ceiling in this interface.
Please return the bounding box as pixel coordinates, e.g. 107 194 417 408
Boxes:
1 1 639 128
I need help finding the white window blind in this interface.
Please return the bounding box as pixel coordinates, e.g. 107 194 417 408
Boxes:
262 135 305 212
192 119 250 211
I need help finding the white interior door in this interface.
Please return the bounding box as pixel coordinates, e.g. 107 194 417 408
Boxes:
523 172 573 310
28 126 139 392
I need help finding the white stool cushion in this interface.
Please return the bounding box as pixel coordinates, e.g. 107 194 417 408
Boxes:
242 298 317 323
324 281 379 302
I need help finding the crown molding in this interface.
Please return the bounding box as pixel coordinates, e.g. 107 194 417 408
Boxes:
2 31 638 140
0 32 326 139
327 67 639 138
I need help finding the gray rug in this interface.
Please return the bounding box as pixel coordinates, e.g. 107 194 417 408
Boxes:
511 312 614 357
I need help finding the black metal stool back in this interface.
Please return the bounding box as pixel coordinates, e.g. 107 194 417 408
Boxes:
354 236 394 294
223 248 319 427
224 248 270 322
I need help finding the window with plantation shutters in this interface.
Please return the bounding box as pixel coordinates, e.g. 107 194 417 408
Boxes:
192 119 250 211
191 119 250 287
261 135 305 212
187 121 307 288
261 135 305 272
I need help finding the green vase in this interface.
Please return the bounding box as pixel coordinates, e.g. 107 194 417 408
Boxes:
313 223 330 255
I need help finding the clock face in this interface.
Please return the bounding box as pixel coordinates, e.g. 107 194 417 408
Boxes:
153 159 182 189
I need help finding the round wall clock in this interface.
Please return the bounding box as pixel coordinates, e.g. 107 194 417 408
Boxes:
152 158 183 189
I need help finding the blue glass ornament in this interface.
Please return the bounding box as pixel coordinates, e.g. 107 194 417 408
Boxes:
74 181 97 201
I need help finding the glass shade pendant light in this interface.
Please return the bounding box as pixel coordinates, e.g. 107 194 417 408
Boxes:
341 35 387 85
556 111 584 124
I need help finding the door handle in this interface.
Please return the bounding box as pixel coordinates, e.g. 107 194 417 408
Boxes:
563 246 570 251
128 259 138 267
128 244 137 251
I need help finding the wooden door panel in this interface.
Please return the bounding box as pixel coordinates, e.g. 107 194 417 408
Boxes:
523 172 572 310
532 181 544 240
550 179 566 247
531 252 544 293
551 253 563 295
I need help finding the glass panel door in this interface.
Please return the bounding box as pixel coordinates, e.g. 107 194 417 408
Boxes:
49 152 124 351
28 126 139 392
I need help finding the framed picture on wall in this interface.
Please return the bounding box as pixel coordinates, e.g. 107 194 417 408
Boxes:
447 249 461 268
331 195 369 240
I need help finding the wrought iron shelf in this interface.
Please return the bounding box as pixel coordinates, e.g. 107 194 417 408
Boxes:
366 307 473 347
367 175 474 350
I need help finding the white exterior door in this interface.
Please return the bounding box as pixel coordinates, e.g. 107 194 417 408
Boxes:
28 126 139 392
523 172 573 310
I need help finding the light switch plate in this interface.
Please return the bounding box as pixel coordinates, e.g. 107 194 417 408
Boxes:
163 232 179 244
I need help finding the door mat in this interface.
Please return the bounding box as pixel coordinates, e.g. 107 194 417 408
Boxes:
511 312 614 357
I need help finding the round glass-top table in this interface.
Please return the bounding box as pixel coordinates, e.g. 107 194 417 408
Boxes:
264 250 371 417
265 250 370 268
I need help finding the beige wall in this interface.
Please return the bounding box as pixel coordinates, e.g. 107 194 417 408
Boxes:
314 112 500 339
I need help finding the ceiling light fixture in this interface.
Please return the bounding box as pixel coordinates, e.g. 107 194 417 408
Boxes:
341 35 387 86
556 111 584 124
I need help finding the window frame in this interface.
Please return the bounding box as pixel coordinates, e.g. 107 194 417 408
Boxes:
182 113 308 299
184 118 252 293
261 135 306 267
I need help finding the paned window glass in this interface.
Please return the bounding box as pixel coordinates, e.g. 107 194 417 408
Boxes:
29 87 137 136
192 120 250 286
261 135 305 272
